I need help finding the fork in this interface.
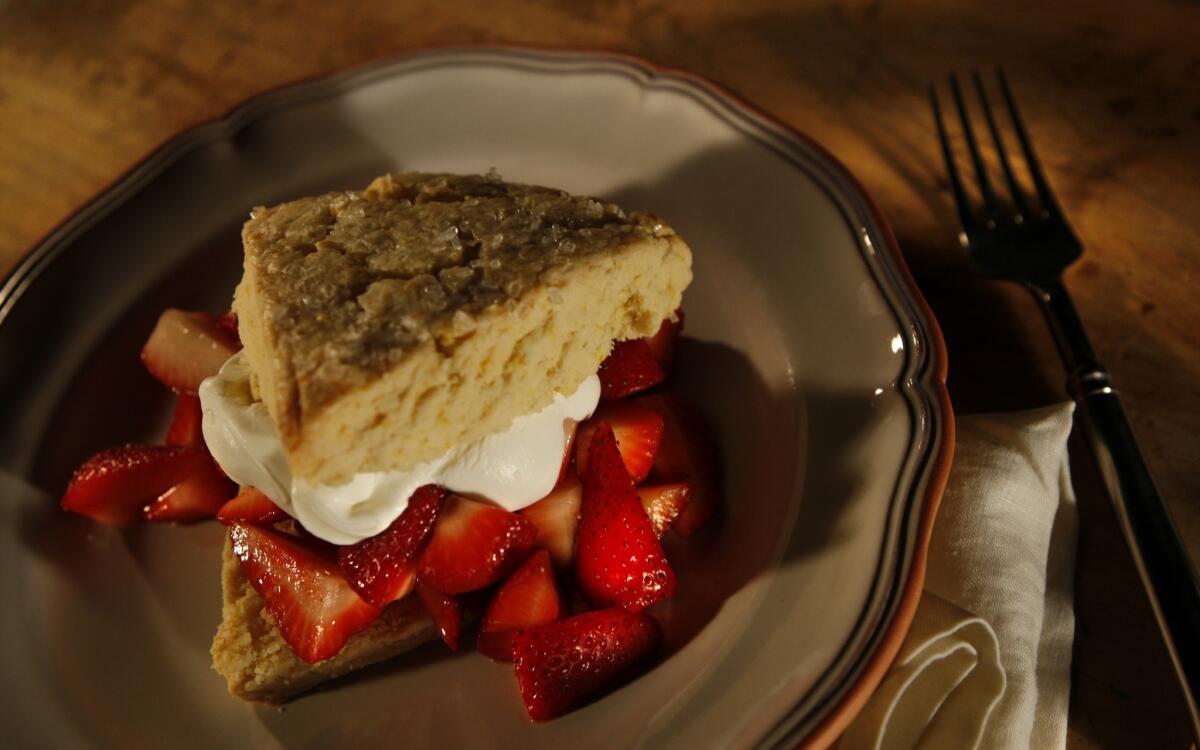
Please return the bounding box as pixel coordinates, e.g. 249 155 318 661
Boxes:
930 69 1200 733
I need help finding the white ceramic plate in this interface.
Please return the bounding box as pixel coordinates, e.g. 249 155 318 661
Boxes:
0 48 951 749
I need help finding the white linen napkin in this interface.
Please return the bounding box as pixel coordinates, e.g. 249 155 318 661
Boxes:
839 402 1078 750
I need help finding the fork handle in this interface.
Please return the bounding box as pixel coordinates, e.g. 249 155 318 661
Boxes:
1032 280 1200 730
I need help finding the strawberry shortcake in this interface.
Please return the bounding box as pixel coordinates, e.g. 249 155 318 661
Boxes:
61 172 718 720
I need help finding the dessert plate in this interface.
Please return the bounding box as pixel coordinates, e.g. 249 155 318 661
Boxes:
0 48 951 749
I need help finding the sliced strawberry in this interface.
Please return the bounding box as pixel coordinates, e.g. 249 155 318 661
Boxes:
61 444 211 526
576 423 676 611
597 339 665 401
519 476 688 569
339 485 447 607
512 608 662 721
418 495 537 595
575 402 663 483
416 581 463 651
519 475 582 568
637 482 692 538
216 310 240 344
478 549 561 661
635 393 719 536
217 486 288 526
644 310 684 370
140 309 239 394
142 456 235 522
230 523 381 663
164 394 205 447
557 420 577 486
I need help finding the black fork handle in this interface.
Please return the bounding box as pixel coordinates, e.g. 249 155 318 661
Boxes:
1031 279 1200 735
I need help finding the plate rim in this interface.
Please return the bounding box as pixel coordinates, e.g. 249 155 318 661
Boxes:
0 44 954 749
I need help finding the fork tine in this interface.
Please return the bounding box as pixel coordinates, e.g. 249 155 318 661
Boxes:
972 70 1030 221
949 73 999 219
996 69 1061 217
929 84 976 239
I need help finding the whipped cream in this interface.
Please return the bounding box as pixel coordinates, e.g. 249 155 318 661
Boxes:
199 351 600 545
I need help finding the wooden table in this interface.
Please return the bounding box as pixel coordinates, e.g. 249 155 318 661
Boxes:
2 1 1197 746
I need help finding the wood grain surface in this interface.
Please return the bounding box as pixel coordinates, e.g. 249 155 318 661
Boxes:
2 1 1198 747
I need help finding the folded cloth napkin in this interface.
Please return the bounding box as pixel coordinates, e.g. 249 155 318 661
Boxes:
839 402 1078 750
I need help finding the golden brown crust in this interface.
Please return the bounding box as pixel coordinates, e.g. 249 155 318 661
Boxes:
210 536 437 703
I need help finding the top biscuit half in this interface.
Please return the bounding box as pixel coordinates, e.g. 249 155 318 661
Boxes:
233 172 693 486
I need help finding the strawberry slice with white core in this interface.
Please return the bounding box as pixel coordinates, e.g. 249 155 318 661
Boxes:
644 310 684 369
478 549 561 661
416 581 463 651
636 482 693 538
575 401 664 483
164 394 205 447
597 338 665 401
418 495 537 595
635 393 719 536
141 309 239 394
142 456 235 522
61 444 211 526
519 474 582 568
575 422 676 611
339 485 447 607
512 607 663 721
217 486 288 526
230 522 382 664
